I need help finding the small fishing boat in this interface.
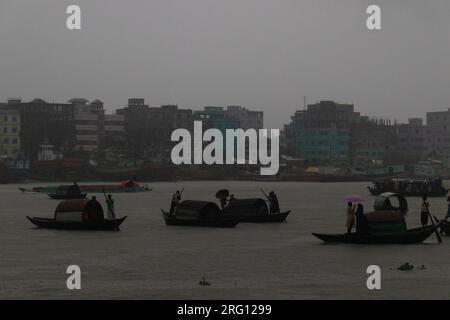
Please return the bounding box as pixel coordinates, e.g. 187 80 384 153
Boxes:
312 225 439 244
313 193 441 244
27 216 127 231
48 193 87 200
161 201 239 228
27 199 126 231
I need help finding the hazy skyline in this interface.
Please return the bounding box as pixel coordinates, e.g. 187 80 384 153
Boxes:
1 0 450 128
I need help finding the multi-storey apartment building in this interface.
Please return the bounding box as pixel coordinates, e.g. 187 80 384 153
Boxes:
225 106 264 130
0 109 21 158
117 99 193 156
291 100 360 163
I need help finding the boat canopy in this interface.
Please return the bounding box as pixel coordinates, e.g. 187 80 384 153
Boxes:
373 192 408 214
176 201 221 220
222 198 268 216
54 199 104 222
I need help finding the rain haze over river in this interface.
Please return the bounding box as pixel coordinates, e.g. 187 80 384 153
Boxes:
1 181 449 299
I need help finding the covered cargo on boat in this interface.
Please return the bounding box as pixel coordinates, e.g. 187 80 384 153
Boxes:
373 192 408 214
175 201 221 220
222 198 269 216
368 193 408 233
54 199 104 222
365 210 407 233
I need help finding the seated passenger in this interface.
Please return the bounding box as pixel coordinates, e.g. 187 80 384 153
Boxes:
85 196 104 222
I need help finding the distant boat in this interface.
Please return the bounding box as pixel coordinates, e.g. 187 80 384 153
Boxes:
367 178 448 197
19 181 151 194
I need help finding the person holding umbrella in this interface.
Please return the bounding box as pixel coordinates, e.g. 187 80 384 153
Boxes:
345 195 363 234
215 189 230 210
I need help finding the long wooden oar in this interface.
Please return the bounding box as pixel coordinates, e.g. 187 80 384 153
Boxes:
423 200 442 243
260 188 269 200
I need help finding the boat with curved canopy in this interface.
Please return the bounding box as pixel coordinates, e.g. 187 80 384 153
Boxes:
162 200 239 228
27 199 126 231
313 193 440 244
373 192 408 214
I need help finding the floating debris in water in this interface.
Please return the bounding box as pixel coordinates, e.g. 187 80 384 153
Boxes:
397 262 414 271
199 277 211 286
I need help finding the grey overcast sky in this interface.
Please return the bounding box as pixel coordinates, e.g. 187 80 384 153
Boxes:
0 0 449 128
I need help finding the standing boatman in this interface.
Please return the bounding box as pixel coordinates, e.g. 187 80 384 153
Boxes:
170 190 182 215
106 194 115 219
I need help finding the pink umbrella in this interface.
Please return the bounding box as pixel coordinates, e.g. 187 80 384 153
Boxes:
345 195 365 203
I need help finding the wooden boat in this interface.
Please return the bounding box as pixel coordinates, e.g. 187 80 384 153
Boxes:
312 225 439 244
48 193 87 200
27 199 126 231
19 183 150 194
161 210 239 228
27 216 126 231
367 178 448 197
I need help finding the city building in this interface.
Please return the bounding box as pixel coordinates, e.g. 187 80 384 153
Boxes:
392 118 429 164
103 113 125 151
289 101 360 163
73 99 104 153
0 109 21 158
193 106 240 133
426 109 450 161
224 106 264 130
349 117 394 166
0 98 77 160
117 99 193 157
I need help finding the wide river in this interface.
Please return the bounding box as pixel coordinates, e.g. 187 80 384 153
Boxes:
1 181 449 299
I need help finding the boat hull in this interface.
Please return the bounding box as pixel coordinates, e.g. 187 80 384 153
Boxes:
227 210 290 223
312 226 438 244
161 210 239 228
27 216 127 231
